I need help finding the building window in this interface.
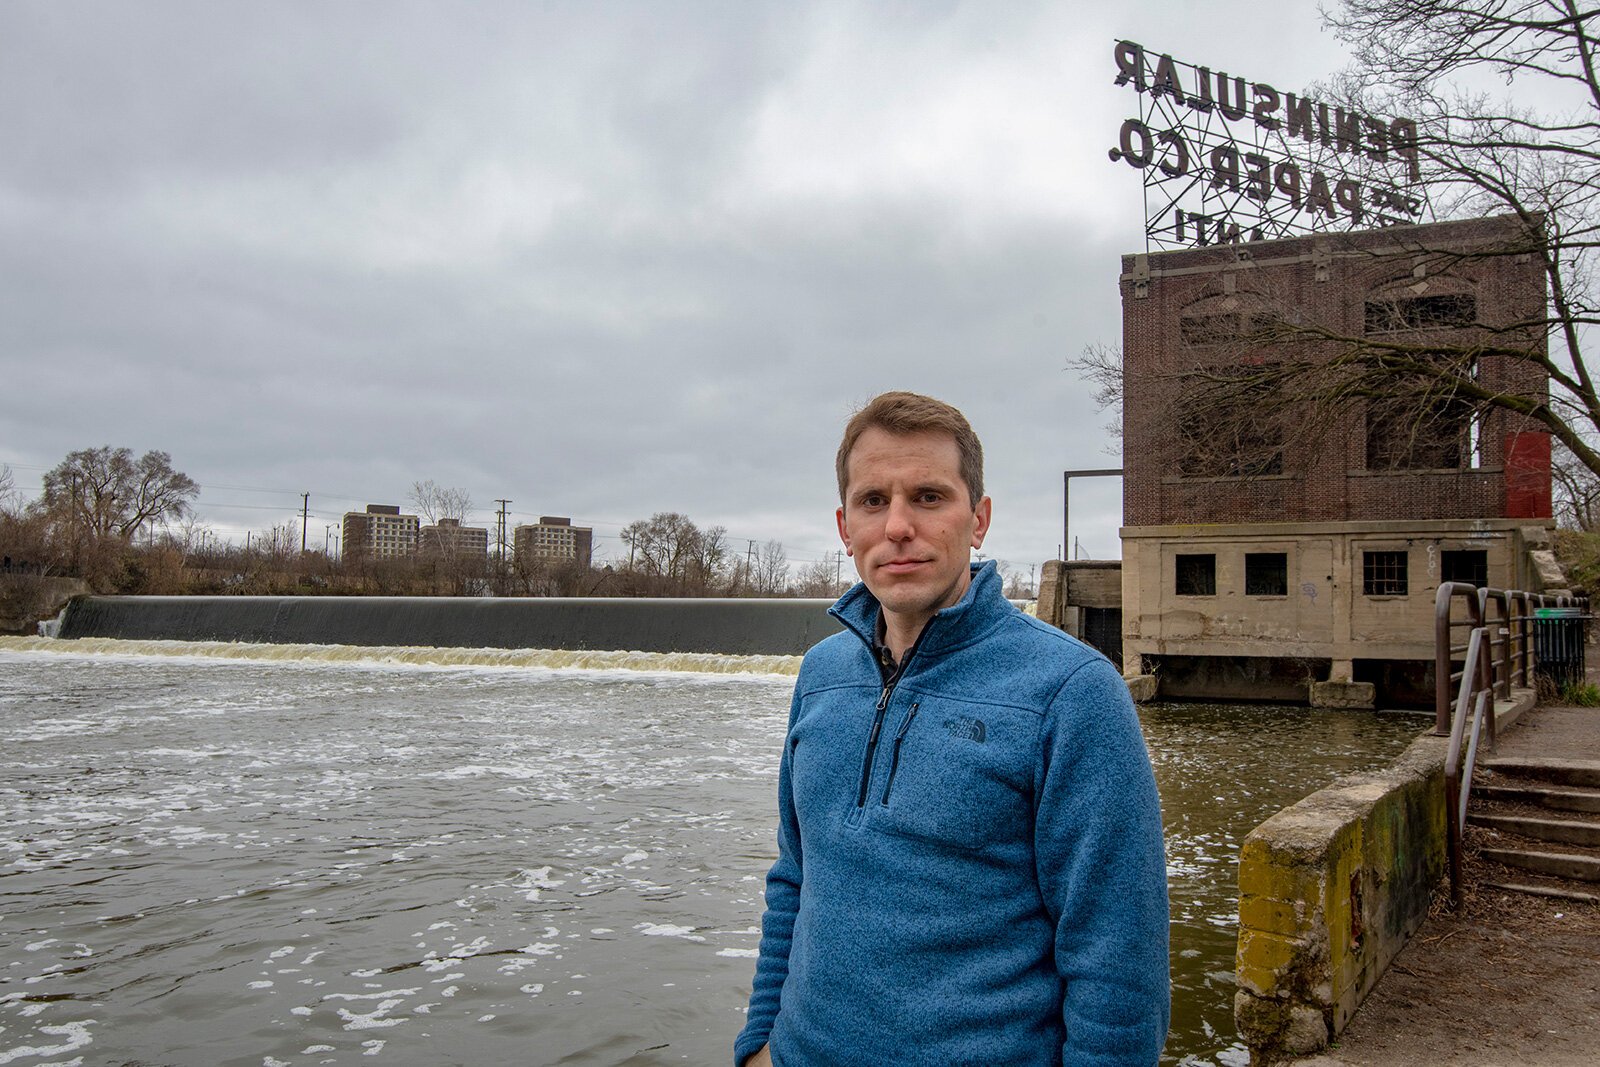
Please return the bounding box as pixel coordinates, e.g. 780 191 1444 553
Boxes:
1363 550 1409 596
1364 293 1476 332
1176 554 1216 596
1178 369 1286 478
1245 553 1289 596
1180 311 1272 346
1365 396 1470 470
1441 549 1488 589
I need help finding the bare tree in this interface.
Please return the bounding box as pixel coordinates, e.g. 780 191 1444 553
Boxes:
40 447 199 542
409 480 473 526
1554 441 1600 529
755 539 790 594
795 550 849 598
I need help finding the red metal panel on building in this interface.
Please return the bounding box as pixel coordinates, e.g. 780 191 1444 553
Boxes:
1504 431 1553 518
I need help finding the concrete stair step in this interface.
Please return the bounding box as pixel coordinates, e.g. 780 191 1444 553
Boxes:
1478 847 1600 882
1467 812 1600 847
1481 758 1600 788
1476 783 1600 813
1479 881 1600 905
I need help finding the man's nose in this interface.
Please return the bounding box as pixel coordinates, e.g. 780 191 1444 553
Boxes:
885 497 915 540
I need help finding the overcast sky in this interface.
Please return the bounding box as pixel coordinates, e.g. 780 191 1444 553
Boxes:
0 1 1357 577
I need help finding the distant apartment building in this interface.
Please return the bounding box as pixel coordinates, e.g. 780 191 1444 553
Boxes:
419 518 489 558
341 504 420 560
514 516 593 569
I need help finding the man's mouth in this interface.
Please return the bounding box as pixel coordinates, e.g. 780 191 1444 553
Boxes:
879 558 928 574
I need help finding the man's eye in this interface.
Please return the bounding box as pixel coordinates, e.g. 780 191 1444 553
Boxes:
861 494 886 508
918 492 943 504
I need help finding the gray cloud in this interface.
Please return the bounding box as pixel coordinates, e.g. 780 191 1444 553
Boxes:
0 1 1348 574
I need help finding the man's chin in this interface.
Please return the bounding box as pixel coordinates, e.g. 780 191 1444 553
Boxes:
867 582 940 619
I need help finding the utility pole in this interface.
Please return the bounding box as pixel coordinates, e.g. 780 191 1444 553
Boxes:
494 500 511 561
325 524 334 555
495 499 511 594
301 493 310 553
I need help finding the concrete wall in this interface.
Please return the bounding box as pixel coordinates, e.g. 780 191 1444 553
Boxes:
1121 518 1531 701
57 595 843 656
1234 734 1448 1061
0 576 88 635
1038 560 1122 628
1037 560 1067 630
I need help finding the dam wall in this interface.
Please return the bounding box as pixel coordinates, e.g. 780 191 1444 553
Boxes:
57 595 844 656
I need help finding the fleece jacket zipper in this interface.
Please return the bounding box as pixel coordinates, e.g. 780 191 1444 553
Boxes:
854 625 928 808
855 685 893 808
879 702 919 804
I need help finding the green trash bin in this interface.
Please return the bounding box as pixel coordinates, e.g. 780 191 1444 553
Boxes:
1534 607 1588 689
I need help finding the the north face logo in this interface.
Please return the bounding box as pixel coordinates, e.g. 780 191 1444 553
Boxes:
943 716 986 743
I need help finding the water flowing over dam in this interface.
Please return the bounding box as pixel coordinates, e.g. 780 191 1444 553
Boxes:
56 594 843 655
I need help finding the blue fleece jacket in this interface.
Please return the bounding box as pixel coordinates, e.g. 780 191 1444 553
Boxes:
735 562 1169 1066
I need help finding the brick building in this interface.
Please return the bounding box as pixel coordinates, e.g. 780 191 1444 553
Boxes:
419 517 489 559
341 504 420 561
1119 214 1553 705
514 516 593 570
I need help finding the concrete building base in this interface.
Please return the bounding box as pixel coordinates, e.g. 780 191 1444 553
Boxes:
1125 674 1159 703
1309 680 1376 710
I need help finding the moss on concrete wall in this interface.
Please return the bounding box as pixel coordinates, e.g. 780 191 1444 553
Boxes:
1234 735 1449 1063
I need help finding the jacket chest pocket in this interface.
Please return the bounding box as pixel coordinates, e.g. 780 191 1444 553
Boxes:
871 700 1033 852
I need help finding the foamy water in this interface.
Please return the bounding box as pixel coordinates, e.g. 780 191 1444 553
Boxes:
0 639 1427 1066
0 634 803 677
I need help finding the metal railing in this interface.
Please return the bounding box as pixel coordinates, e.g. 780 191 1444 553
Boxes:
1435 582 1588 905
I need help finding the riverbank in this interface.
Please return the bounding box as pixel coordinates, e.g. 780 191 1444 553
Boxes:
1292 702 1600 1066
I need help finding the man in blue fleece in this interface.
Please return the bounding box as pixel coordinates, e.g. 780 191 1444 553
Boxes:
735 391 1169 1066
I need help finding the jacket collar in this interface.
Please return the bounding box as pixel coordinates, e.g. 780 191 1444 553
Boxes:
829 559 1008 660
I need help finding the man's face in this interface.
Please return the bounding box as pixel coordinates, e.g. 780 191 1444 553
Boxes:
836 426 991 626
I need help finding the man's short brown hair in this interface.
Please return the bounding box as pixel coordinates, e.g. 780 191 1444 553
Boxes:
836 391 985 508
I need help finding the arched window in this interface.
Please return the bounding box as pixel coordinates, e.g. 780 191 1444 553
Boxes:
1178 293 1274 346
1364 276 1477 333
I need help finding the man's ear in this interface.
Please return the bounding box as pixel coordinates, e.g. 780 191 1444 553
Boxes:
836 505 853 557
971 496 992 550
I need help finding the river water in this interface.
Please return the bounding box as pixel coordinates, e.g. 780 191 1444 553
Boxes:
0 638 1427 1067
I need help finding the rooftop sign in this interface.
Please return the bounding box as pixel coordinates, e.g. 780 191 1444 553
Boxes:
1109 41 1428 250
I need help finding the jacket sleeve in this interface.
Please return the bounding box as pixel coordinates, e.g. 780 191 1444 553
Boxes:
1035 657 1170 1066
733 684 805 1066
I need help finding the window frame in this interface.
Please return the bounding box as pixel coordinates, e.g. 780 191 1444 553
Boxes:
1362 549 1410 597
1244 552 1290 597
1175 553 1217 597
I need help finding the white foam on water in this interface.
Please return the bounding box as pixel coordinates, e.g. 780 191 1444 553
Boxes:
0 1020 95 1066
634 923 704 941
0 636 801 679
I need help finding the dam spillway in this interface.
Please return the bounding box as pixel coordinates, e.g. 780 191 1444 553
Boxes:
55 595 844 656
